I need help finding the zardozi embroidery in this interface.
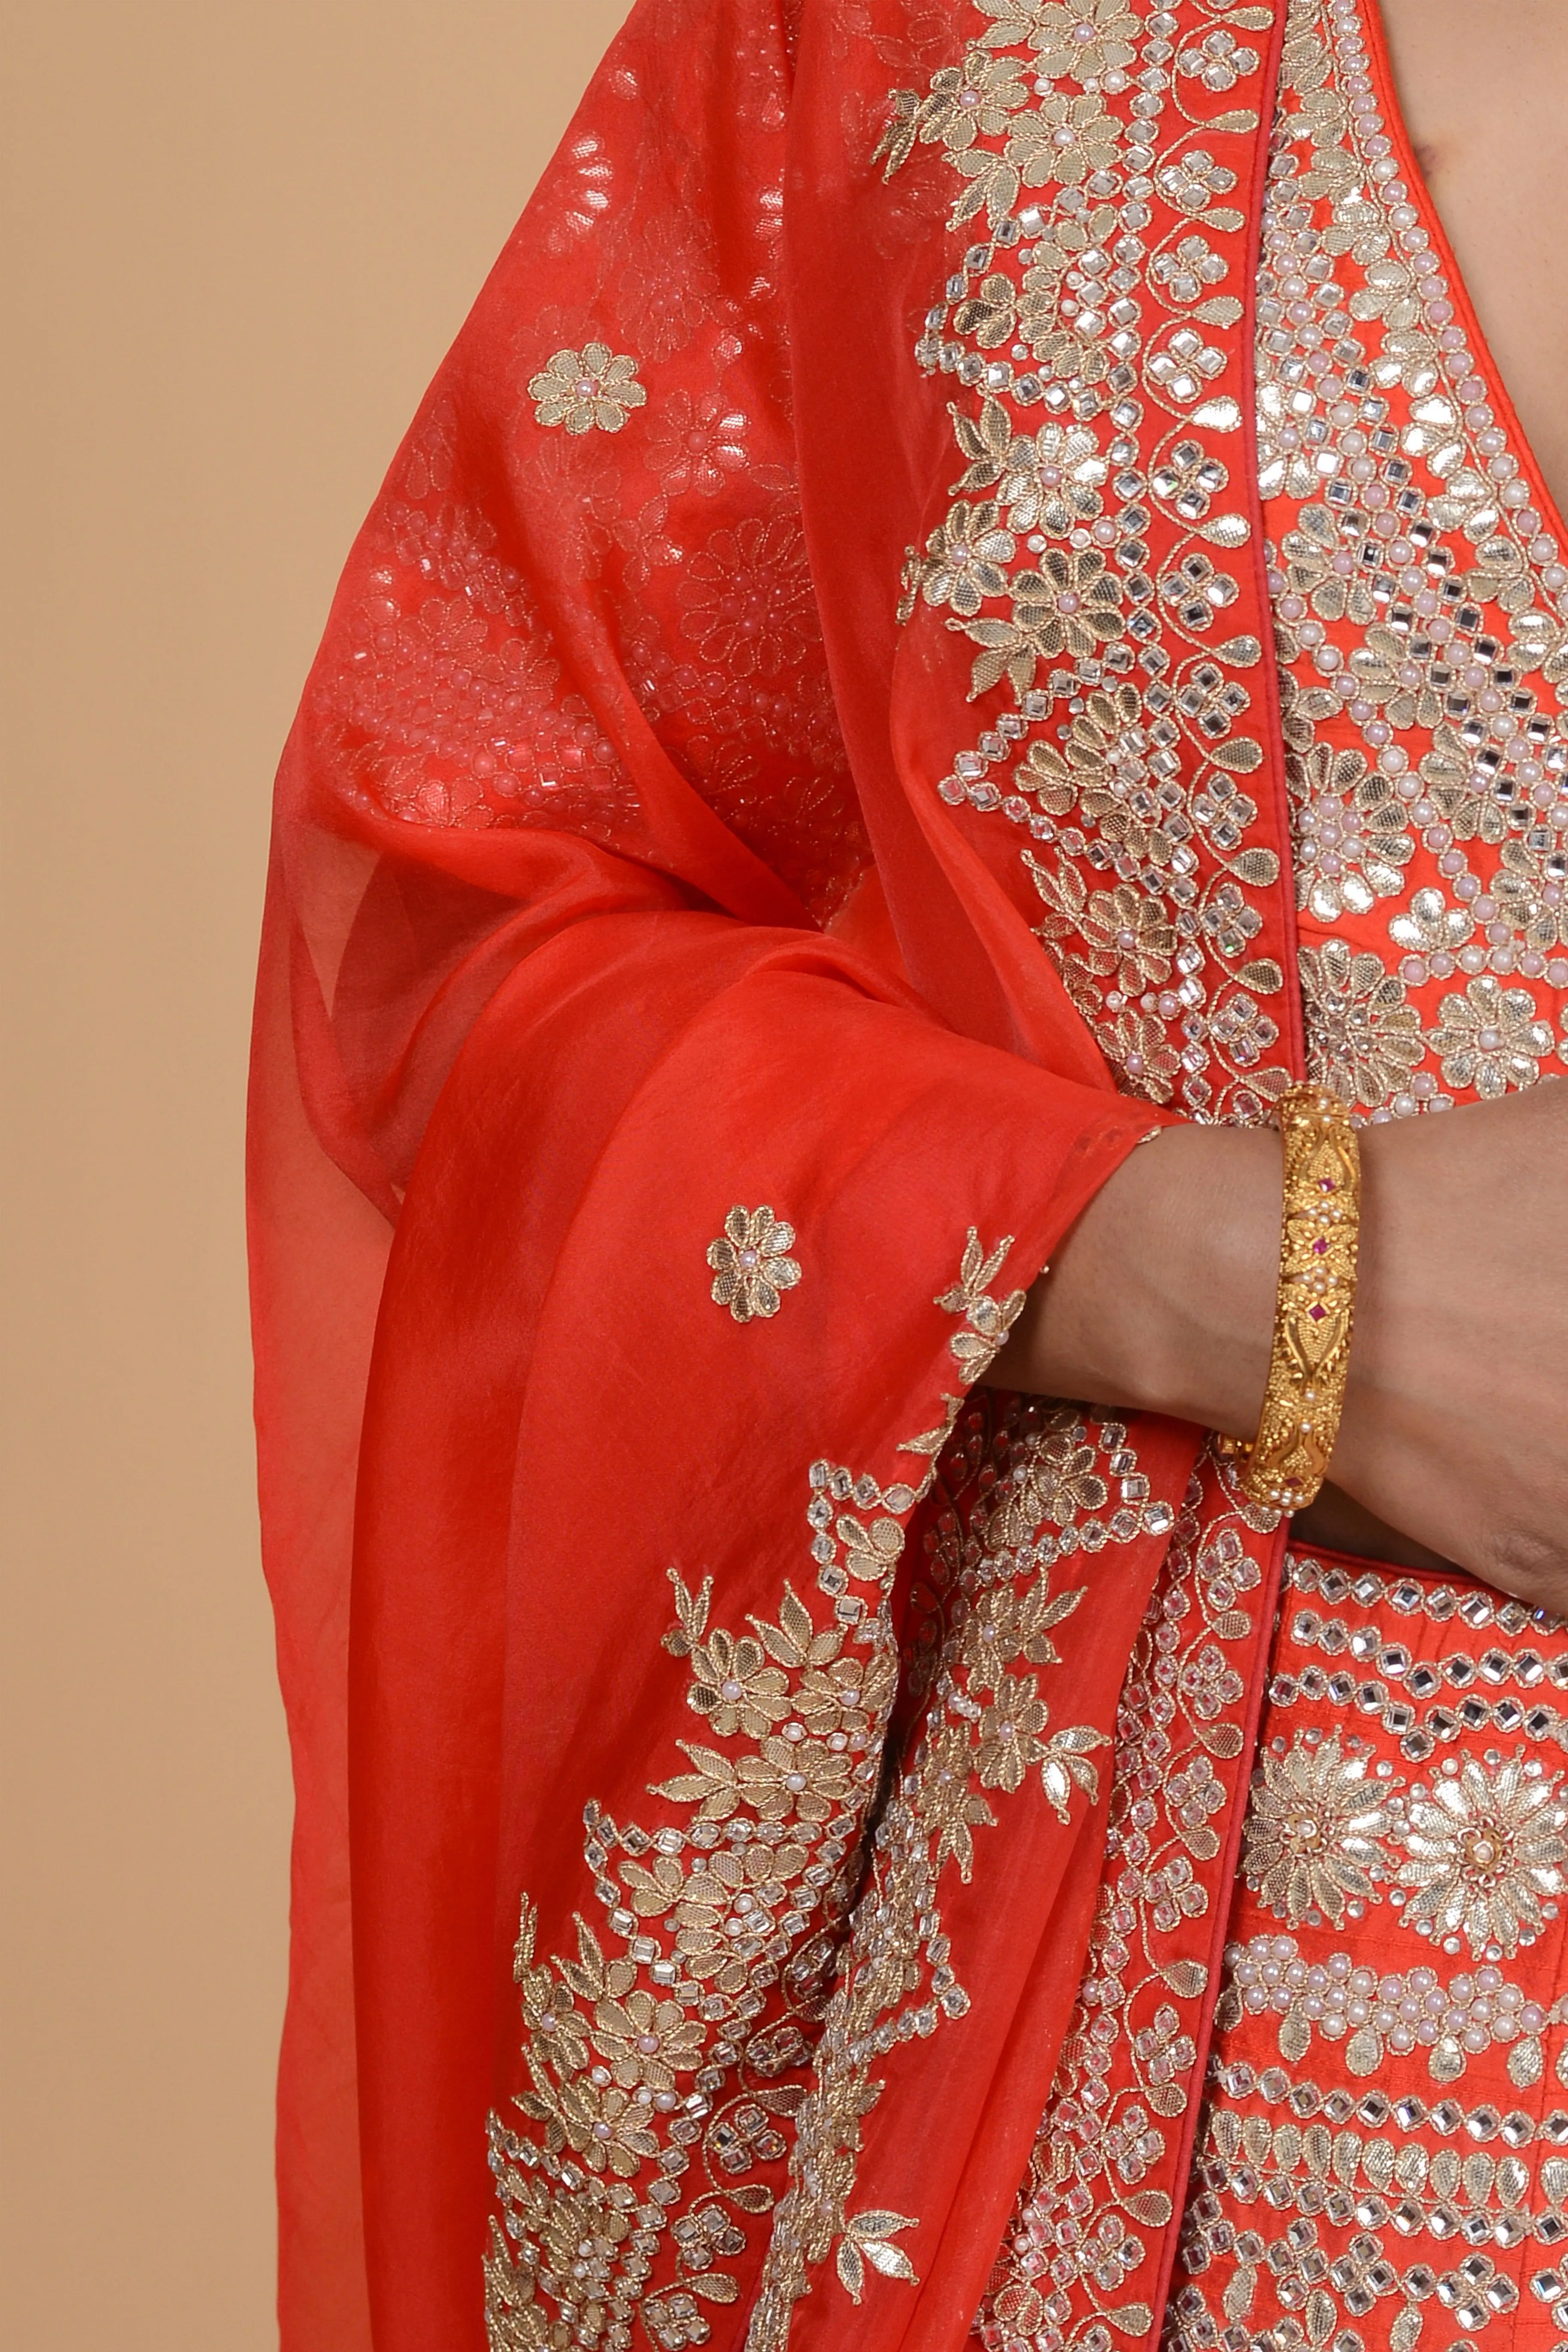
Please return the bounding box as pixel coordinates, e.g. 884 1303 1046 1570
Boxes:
530 344 649 435
707 1209 802 1324
484 1234 1172 2352
879 0 1298 1126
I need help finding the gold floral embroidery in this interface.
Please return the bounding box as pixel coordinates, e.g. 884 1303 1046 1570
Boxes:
959 546 1127 701
1396 1753 1568 1960
976 1461 1269 2352
529 344 649 435
1299 936 1423 1109
1429 975 1555 1098
1288 741 1414 921
913 499 1019 619
1241 1729 1396 1926
706 1208 802 1323
1007 0 1141 83
998 422 1111 536
485 1235 1170 2352
879 0 1296 1129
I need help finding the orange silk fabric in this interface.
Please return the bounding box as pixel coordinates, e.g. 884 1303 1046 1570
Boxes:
246 0 1568 2346
250 4 1206 2345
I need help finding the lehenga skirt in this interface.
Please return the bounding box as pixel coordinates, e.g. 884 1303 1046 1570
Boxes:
1164 1547 1568 2352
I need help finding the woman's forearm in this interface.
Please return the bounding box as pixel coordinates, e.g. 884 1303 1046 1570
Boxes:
986 1121 1283 1436
985 1118 1449 1572
989 1087 1568 1592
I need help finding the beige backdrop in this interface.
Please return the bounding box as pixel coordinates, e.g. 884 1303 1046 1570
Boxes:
3 6 628 2342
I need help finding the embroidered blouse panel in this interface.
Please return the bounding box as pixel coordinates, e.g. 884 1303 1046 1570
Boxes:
979 5 1568 2352
1166 3 1568 2349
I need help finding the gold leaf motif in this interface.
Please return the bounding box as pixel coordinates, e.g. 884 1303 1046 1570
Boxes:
1223 2264 1258 2321
1510 2033 1545 2087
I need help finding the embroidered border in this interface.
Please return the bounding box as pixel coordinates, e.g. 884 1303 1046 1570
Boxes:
879 0 1301 1120
483 1236 1176 2352
974 1453 1280 2352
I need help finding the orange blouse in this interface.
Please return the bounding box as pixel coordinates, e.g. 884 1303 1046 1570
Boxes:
1168 2 1568 2346
1266 0 1568 1115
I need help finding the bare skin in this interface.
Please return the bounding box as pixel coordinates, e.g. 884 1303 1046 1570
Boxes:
990 1085 1568 1595
1378 0 1568 529
988 2 1568 1599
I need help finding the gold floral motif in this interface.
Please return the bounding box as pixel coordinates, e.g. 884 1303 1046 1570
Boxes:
677 515 815 679
914 499 1018 618
1273 504 1378 630
1027 854 1179 1003
1429 977 1556 1099
1014 683 1191 873
682 1622 792 1739
1093 1008 1184 1102
976 1670 1052 1792
1081 880 1178 991
1345 624 1447 734
964 547 1127 700
931 1226 1031 1384
1298 936 1423 1109
1288 742 1414 922
528 344 648 435
928 49 1031 157
997 422 1109 536
1387 881 1476 968
706 1207 802 1323
1396 1753 1568 1958
1241 1731 1395 1926
1007 90 1123 190
590 1988 707 2092
979 0 1140 83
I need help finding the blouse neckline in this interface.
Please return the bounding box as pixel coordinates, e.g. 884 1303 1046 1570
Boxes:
1356 0 1568 561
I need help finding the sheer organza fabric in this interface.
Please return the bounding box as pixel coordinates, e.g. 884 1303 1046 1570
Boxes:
248 1 1300 2347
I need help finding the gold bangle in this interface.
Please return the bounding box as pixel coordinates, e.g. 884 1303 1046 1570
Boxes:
1217 1084 1361 1513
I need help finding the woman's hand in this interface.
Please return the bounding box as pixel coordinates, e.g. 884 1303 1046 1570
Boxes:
1323 1080 1568 1603
986 1080 1568 1603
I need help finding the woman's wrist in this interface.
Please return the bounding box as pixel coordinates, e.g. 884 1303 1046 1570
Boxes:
986 1120 1283 1431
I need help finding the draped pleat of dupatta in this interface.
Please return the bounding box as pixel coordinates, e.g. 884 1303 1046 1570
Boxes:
247 3 1309 2350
